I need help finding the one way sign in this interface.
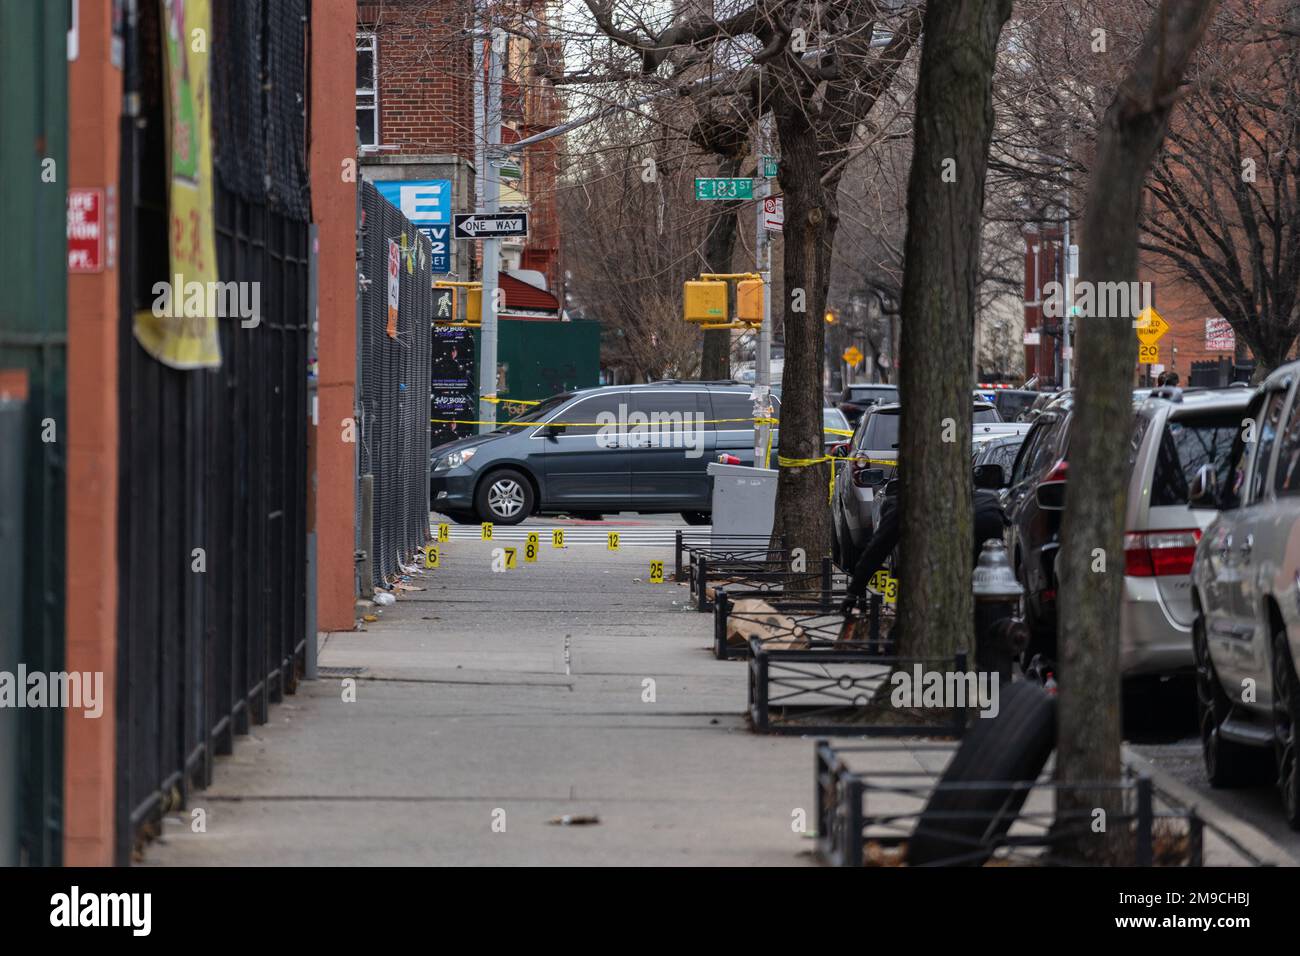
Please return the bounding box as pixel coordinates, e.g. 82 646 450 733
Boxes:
453 213 529 240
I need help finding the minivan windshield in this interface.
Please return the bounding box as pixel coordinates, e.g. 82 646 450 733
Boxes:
494 393 572 433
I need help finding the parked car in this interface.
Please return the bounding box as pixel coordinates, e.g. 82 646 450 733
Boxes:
1191 366 1300 826
837 383 899 426
1000 393 1074 654
1120 387 1252 680
972 432 1026 474
428 381 777 524
823 406 851 447
974 388 1040 424
829 401 1002 569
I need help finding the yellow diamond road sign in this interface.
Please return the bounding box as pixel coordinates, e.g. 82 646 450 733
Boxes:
1136 308 1169 345
843 346 864 366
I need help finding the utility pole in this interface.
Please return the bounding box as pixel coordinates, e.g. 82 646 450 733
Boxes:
476 27 505 433
1061 167 1074 390
754 115 773 467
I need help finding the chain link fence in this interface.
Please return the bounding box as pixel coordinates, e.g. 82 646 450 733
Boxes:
358 181 434 589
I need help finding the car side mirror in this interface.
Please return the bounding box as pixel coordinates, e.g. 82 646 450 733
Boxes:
1035 482 1066 510
973 463 1006 490
829 442 850 458
1188 463 1218 508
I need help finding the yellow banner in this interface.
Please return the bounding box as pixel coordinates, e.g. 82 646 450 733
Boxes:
133 0 222 369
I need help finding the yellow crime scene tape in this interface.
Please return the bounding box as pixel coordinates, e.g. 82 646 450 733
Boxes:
430 410 894 503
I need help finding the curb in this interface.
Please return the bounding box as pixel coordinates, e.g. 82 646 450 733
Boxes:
1122 744 1297 867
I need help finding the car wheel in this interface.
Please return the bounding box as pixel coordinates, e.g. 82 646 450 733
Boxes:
1195 615 1269 788
1271 627 1300 829
679 511 710 526
474 469 534 525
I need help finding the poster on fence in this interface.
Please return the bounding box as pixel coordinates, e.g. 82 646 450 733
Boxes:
430 326 478 450
1206 317 1235 353
133 0 223 370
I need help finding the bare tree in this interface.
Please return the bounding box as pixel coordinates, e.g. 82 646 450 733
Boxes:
570 0 922 559
893 0 1012 661
1057 0 1218 861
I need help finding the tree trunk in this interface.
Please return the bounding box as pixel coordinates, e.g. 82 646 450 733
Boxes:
769 108 835 563
700 153 743 380
895 0 1011 661
1057 0 1217 862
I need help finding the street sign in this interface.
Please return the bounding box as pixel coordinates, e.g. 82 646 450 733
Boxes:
1138 342 1162 365
67 188 104 273
375 180 452 273
762 196 784 232
843 346 864 367
453 212 529 240
1135 307 1169 344
694 178 753 201
761 156 779 178
1206 316 1235 352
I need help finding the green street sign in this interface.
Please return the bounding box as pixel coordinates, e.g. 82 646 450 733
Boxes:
694 177 754 201
761 156 778 178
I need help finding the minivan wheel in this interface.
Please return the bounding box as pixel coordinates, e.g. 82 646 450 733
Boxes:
680 511 710 526
1196 615 1269 788
475 469 534 525
1271 627 1300 829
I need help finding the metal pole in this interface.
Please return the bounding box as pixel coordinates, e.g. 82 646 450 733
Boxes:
754 115 773 467
477 27 504 433
1062 174 1073 390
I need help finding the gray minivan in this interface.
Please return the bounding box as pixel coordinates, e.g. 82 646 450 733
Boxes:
428 382 776 524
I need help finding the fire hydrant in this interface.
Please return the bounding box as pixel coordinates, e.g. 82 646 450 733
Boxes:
972 539 1030 683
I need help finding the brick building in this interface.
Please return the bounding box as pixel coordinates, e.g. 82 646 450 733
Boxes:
356 0 564 298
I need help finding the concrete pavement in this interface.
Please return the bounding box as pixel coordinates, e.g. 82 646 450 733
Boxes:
141 520 1292 866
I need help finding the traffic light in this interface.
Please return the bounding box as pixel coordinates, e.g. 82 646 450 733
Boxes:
736 279 764 323
467 287 482 324
683 280 727 323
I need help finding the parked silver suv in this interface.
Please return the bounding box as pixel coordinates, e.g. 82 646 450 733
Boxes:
1190 366 1300 828
1121 387 1253 678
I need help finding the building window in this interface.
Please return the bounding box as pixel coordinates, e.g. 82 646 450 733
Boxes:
356 32 378 147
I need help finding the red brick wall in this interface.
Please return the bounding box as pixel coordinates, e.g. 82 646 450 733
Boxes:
358 0 475 161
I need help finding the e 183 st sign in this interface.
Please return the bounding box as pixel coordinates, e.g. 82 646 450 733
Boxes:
694 178 753 201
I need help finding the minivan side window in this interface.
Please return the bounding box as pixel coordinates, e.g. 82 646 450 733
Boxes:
560 392 629 437
631 391 704 443
1274 387 1300 496
708 391 757 431
1247 389 1288 503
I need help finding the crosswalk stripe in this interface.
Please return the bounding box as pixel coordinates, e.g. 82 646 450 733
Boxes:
439 525 710 546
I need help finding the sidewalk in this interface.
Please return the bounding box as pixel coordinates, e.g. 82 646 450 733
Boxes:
145 534 831 865
142 531 1290 866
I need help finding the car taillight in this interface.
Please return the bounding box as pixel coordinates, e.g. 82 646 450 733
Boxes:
1042 459 1068 483
1124 529 1201 577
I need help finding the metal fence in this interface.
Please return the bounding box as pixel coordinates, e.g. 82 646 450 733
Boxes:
114 0 310 863
357 181 434 589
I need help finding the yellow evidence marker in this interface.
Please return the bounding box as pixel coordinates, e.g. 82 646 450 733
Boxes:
421 545 440 569
552 529 565 549
649 560 664 584
608 532 620 551
481 522 493 541
525 533 539 563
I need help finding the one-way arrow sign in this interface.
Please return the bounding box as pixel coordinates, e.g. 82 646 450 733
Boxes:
453 213 529 240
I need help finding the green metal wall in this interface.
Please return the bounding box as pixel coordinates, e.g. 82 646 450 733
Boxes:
0 0 69 866
478 319 601 405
